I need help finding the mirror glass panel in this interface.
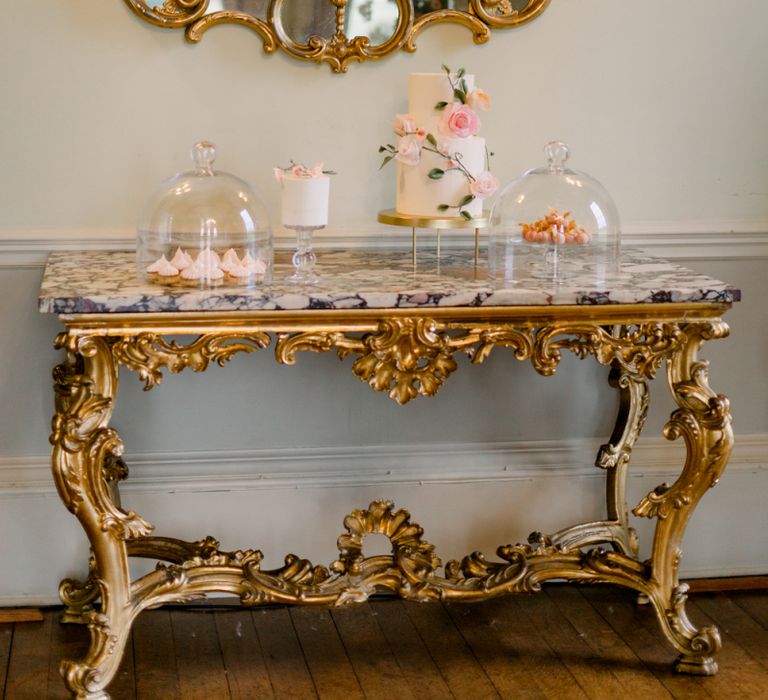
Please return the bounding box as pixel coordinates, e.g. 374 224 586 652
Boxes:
414 0 468 14
346 0 400 46
208 1 268 22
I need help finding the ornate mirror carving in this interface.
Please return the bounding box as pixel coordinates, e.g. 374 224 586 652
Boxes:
124 0 549 72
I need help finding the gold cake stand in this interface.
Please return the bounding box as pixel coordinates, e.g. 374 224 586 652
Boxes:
378 209 490 266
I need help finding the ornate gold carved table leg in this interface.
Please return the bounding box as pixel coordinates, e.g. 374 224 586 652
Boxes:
633 320 733 674
51 332 152 699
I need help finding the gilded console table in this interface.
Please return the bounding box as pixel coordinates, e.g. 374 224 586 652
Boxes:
39 249 739 699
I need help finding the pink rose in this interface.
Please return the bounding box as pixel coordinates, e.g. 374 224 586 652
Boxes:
467 88 491 111
289 163 324 178
439 103 481 138
469 171 498 199
392 113 417 136
395 134 422 166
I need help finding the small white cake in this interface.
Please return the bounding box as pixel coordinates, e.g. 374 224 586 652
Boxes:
280 175 330 228
395 73 487 219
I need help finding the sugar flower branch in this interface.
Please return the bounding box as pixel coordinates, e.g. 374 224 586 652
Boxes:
274 161 336 182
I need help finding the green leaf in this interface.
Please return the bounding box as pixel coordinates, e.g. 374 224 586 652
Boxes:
437 204 450 212
460 78 468 94
434 101 448 111
428 168 445 180
426 133 437 147
458 194 476 207
457 67 465 78
460 210 473 221
441 64 451 74
454 88 466 104
379 155 394 170
378 145 387 153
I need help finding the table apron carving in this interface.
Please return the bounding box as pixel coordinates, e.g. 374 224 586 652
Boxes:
50 306 733 699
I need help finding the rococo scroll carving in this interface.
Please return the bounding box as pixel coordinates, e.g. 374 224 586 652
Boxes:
123 0 550 72
344 318 460 404
123 498 724 673
130 499 653 610
99 322 692 405
51 333 153 540
275 320 689 404
634 322 733 521
112 332 271 389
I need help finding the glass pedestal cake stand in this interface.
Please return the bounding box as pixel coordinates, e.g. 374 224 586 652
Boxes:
285 224 323 285
377 210 490 266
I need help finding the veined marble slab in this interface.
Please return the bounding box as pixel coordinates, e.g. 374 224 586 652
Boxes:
39 249 740 314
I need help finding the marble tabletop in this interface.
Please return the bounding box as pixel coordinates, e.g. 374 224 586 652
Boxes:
39 249 740 314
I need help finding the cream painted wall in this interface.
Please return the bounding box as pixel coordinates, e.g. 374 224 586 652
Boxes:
0 0 767 601
1 1 767 232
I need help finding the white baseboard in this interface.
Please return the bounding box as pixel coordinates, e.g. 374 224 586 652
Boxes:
2 225 767 267
2 434 765 497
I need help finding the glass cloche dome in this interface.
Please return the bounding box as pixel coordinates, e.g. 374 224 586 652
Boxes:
489 141 620 284
137 142 273 288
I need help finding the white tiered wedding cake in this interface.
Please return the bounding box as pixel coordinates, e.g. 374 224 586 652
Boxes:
380 67 497 220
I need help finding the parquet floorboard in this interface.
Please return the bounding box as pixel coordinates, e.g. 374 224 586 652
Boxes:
15 587 768 699
687 596 768 699
522 588 628 700
0 621 13 697
331 603 415 699
547 586 672 698
4 611 50 699
445 600 546 699
47 612 87 700
171 609 230 699
579 586 712 700
251 607 317 699
477 595 589 699
369 599 453 700
132 608 180 699
732 590 768 630
403 599 500 699
289 606 365 700
695 592 768 671
215 610 274 699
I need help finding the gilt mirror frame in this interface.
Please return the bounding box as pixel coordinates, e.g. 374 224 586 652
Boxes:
124 0 550 73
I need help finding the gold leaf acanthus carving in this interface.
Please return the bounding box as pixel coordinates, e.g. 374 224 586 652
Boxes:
273 320 692 404
633 364 732 520
111 332 271 390
344 318 460 404
51 334 153 539
96 321 709 406
129 500 654 609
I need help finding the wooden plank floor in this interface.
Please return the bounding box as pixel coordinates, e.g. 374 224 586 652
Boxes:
2 586 768 699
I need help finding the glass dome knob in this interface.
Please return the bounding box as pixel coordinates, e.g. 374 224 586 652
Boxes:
545 140 570 174
192 141 217 175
